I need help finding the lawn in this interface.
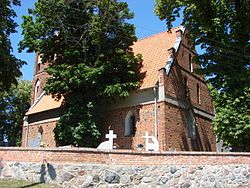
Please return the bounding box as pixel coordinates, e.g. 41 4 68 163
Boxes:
0 179 60 188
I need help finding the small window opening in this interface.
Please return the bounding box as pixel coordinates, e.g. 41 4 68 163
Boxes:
125 111 136 136
38 126 43 146
34 79 41 100
36 54 42 73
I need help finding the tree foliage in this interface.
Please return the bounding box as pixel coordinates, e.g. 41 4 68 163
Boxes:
155 0 250 150
209 85 250 151
155 0 249 93
0 0 25 92
20 0 143 147
0 80 32 146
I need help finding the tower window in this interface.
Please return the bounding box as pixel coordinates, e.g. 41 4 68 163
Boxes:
189 54 193 72
34 79 41 100
36 54 42 73
37 63 41 72
38 54 42 64
125 111 136 136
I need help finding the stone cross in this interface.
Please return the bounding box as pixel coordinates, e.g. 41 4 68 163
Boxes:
97 130 117 150
106 130 117 146
143 131 159 151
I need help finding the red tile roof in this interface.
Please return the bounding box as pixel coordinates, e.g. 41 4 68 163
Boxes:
133 28 179 89
26 28 179 115
26 94 63 115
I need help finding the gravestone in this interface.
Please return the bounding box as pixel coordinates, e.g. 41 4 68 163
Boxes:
143 131 159 151
97 130 117 150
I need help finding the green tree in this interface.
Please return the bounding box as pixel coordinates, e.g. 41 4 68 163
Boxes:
155 0 250 150
20 0 142 147
0 0 25 92
209 85 250 151
0 80 32 146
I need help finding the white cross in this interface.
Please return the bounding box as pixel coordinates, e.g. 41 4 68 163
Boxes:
143 131 159 151
143 131 150 143
105 130 117 147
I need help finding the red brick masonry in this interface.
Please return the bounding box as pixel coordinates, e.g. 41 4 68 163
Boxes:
0 147 249 166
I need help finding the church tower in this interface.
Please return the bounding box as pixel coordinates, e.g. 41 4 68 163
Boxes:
31 54 48 104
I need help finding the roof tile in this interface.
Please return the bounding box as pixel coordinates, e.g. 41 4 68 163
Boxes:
132 28 178 89
26 94 63 115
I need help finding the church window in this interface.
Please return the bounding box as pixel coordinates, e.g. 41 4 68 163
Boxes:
197 84 201 104
125 111 136 136
38 54 42 64
189 54 193 72
37 63 41 72
37 126 43 146
34 79 41 100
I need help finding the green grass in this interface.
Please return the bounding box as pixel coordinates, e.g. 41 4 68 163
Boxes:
0 179 60 188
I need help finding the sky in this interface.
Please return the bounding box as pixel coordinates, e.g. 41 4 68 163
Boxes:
10 0 182 81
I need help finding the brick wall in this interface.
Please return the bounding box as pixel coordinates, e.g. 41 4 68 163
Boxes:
175 34 214 114
160 31 216 151
103 103 156 150
0 147 249 165
22 120 57 147
1 148 249 187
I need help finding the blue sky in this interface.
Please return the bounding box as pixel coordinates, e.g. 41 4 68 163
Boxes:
10 0 182 81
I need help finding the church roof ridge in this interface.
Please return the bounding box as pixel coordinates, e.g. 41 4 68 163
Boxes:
136 26 183 42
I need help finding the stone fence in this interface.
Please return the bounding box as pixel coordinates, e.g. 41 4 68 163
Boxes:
0 147 249 187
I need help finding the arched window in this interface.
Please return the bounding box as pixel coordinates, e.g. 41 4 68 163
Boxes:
125 111 136 136
37 126 43 146
34 79 41 100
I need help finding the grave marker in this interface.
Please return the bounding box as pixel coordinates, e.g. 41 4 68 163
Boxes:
97 130 117 150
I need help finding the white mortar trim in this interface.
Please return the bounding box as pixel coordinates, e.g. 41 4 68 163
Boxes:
108 85 214 120
107 86 157 110
163 95 188 109
163 95 214 120
29 117 60 126
158 84 165 101
109 101 156 111
193 108 214 120
165 26 186 75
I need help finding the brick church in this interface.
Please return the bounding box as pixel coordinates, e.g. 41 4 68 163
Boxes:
21 27 216 151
